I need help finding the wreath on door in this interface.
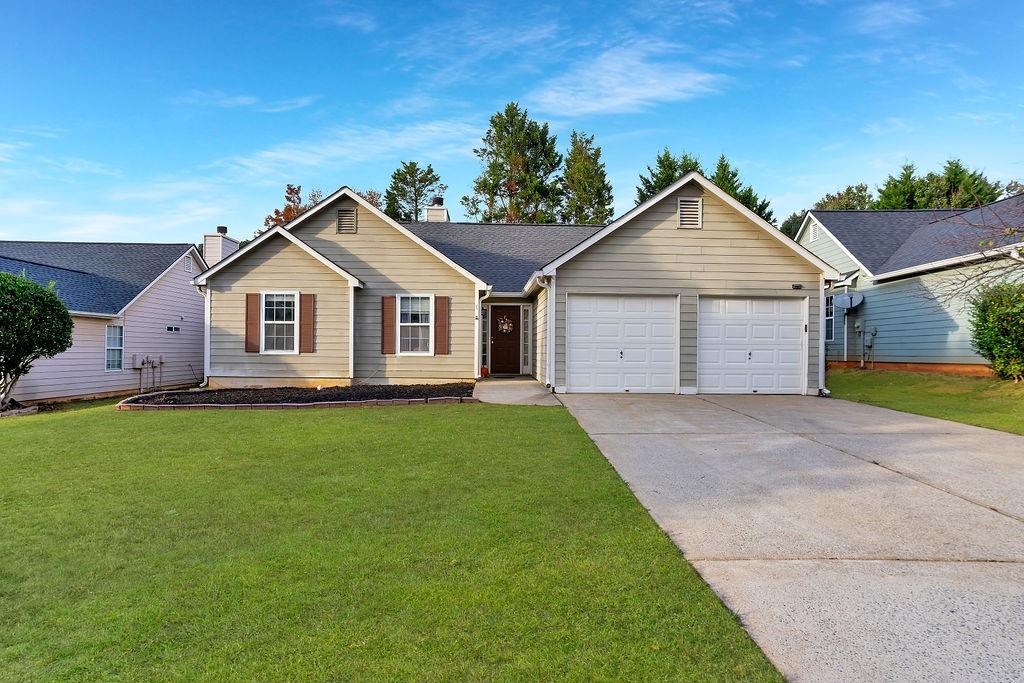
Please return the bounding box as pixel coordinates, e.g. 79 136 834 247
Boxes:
497 315 514 334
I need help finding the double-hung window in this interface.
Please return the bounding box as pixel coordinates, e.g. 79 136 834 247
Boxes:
824 295 835 342
105 324 124 371
398 294 433 355
261 292 298 353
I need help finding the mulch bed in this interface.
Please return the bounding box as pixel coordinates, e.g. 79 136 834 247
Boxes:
124 382 476 407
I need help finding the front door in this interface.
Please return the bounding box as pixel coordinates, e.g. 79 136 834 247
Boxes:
489 306 521 374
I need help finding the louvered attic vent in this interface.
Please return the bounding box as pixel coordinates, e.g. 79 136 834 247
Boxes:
677 197 703 229
336 207 357 234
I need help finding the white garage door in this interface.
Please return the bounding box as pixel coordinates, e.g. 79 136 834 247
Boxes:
567 295 677 393
698 297 806 394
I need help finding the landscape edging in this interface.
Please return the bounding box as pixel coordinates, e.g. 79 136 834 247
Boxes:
116 390 479 411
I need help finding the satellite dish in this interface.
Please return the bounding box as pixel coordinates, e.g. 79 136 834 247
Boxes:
833 292 864 310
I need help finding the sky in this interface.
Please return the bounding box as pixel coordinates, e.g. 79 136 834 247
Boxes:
1 0 1022 244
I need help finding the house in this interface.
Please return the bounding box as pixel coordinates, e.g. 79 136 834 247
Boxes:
192 172 838 394
0 234 225 402
796 194 1024 375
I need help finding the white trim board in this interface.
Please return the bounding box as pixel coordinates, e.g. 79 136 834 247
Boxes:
117 246 205 315
798 213 875 278
542 172 839 280
193 227 362 287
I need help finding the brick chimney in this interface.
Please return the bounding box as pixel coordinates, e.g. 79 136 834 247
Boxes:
203 225 239 266
424 196 449 222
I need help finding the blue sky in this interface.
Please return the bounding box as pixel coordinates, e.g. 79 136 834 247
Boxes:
2 0 1022 243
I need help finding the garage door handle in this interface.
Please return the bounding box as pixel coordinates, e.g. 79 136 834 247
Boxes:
619 350 624 359
748 350 752 360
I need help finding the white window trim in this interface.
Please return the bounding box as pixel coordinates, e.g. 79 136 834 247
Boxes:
824 294 835 342
396 293 435 356
259 290 300 355
105 323 124 372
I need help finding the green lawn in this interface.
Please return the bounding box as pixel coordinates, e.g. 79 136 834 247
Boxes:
1 401 778 681
828 368 1024 435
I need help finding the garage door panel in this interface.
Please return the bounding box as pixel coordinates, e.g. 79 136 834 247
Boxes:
568 295 677 393
698 296 806 395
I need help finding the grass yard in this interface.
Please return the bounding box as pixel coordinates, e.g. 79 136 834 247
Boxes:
0 401 778 681
828 368 1024 435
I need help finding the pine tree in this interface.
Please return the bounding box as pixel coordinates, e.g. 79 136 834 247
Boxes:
875 163 918 209
915 159 1003 208
461 102 563 223
710 154 775 223
635 149 703 204
779 211 805 238
559 131 614 224
383 161 447 222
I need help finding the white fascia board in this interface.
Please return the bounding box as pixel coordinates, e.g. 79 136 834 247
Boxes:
542 172 840 280
69 310 119 319
521 271 545 297
804 212 874 278
871 242 1024 282
119 245 203 315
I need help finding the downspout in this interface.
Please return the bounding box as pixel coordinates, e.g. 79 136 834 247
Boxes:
818 274 828 396
547 272 557 389
535 275 553 388
195 284 210 388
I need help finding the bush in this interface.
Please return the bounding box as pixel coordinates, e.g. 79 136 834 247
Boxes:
970 282 1024 381
0 272 74 407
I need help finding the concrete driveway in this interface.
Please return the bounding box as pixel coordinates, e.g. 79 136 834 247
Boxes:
560 394 1024 682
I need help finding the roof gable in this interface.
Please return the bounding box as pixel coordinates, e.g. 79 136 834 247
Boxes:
541 172 838 278
0 241 197 315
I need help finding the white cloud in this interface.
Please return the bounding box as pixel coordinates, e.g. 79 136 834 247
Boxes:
0 142 29 163
953 112 1013 125
861 117 912 135
528 43 721 116
326 11 376 32
170 90 318 113
850 2 924 34
4 125 66 139
222 119 482 180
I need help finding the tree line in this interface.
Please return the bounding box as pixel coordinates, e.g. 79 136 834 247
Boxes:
262 101 1021 238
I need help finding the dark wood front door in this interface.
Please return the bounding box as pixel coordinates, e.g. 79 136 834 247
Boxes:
489 306 521 374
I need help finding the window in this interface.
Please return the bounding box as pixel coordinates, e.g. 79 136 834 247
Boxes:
810 222 819 242
261 292 298 353
824 295 835 342
337 207 357 234
480 306 488 367
105 325 124 371
166 325 181 333
184 255 193 273
677 196 703 229
397 294 433 354
521 306 531 372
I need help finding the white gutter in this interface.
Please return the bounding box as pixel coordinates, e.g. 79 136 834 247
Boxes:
871 242 1024 282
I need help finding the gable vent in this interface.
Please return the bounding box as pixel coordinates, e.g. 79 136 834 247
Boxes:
809 221 819 242
336 207 357 234
677 197 703 229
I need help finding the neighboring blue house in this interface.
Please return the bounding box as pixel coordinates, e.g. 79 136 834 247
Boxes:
796 195 1024 374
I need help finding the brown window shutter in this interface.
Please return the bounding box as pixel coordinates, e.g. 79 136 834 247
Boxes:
299 293 315 353
245 293 260 353
381 296 396 354
434 296 450 355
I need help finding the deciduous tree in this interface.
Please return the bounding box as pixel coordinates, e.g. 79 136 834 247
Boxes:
0 273 73 409
462 102 562 223
814 183 874 210
262 184 323 233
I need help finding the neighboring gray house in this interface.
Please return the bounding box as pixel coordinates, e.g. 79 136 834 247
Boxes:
193 173 839 395
796 195 1024 374
0 238 220 402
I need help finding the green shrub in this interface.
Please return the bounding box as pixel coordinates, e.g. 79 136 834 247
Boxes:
970 282 1024 381
0 272 74 407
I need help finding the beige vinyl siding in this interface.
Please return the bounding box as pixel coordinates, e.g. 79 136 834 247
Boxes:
208 236 350 379
534 285 548 382
554 185 822 392
292 197 477 383
14 252 205 402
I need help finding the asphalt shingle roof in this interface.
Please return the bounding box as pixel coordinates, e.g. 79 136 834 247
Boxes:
0 242 195 315
403 222 604 292
812 194 1024 275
